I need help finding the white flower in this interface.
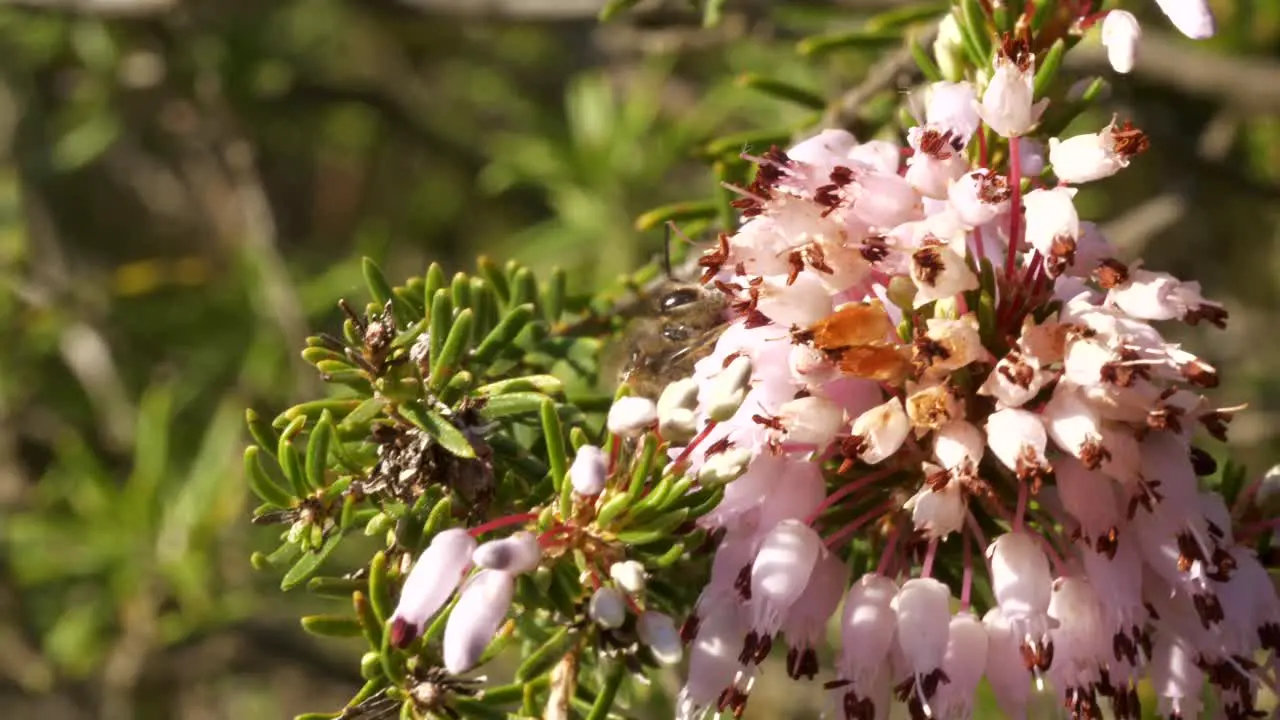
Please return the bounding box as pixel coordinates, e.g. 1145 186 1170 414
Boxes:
905 126 969 199
906 463 966 539
985 407 1051 480
1154 0 1215 39
852 171 924 228
987 532 1054 647
947 169 1010 227
776 394 844 448
909 242 979 307
917 314 994 377
893 578 953 712
786 128 858 166
849 397 911 464
983 608 1034 718
1021 187 1080 267
1049 119 1149 184
1101 10 1142 73
931 612 989 719
975 47 1049 137
905 381 961 432
705 354 753 422
979 350 1050 408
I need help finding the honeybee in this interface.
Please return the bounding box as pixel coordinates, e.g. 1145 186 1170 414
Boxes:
612 230 730 399
616 281 729 399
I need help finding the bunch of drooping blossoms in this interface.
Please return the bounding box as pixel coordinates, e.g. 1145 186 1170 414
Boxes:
372 20 1279 720
563 34 1274 720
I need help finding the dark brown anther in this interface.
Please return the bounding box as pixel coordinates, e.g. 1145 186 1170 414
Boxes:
733 564 753 600
1189 446 1217 476
1110 121 1150 159
912 246 945 285
860 235 890 263
679 614 701 644
1200 410 1233 442
1094 258 1130 289
1184 304 1229 330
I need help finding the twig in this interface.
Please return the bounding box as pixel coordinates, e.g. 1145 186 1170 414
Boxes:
823 22 941 131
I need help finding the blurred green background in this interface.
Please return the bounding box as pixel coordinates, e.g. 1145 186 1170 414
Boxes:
0 0 1278 718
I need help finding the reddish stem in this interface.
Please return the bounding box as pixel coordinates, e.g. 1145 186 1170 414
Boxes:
823 497 895 549
1005 137 1023 282
959 530 974 611
672 421 718 468
806 467 895 525
470 512 538 538
875 524 902 576
920 537 940 578
1014 477 1029 533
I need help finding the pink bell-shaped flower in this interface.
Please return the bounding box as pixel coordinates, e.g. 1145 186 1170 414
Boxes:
389 528 476 648
442 568 515 674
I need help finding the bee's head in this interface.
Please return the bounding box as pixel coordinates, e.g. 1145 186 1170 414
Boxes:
657 286 705 313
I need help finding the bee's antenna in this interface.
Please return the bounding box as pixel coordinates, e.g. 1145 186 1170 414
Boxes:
662 222 676 280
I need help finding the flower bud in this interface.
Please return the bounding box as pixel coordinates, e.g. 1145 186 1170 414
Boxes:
390 528 476 648
606 396 657 437
706 355 753 422
442 569 514 674
1101 10 1141 74
471 531 541 576
568 444 608 496
1154 0 1214 39
696 447 753 486
638 610 682 665
588 586 627 629
657 378 700 444
933 14 966 81
609 560 646 594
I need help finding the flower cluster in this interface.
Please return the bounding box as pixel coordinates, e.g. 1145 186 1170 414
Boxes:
597 38 1267 720
368 8 1280 720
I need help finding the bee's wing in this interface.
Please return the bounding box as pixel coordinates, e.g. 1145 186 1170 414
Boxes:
665 324 726 367
338 692 399 720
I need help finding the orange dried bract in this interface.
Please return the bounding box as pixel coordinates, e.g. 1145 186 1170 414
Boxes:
835 345 912 383
811 302 896 350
